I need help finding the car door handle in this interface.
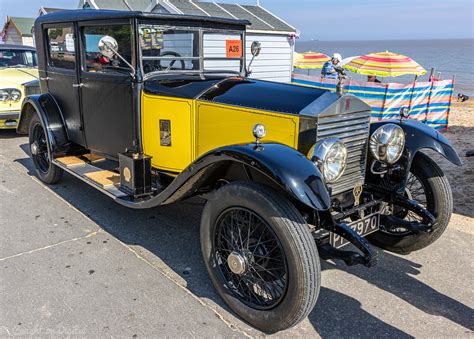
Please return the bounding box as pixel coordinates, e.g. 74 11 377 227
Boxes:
39 77 50 81
72 83 84 88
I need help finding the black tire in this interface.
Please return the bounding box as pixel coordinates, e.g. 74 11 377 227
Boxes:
28 113 63 184
200 182 320 333
368 152 452 254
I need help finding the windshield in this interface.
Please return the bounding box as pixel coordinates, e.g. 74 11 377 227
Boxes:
0 49 37 68
138 23 244 75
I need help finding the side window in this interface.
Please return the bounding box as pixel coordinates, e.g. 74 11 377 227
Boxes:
47 27 76 69
82 25 132 73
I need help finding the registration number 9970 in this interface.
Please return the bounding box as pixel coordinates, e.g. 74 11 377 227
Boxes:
330 213 380 248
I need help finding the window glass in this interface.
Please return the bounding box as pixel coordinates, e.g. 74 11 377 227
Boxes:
83 25 132 73
139 25 200 73
0 50 37 67
47 27 75 69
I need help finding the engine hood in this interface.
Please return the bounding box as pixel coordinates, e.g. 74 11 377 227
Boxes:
143 75 370 116
0 68 38 89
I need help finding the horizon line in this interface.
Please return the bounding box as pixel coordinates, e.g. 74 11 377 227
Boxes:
298 37 474 43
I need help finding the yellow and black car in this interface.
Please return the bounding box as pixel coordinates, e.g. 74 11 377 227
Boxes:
17 10 462 333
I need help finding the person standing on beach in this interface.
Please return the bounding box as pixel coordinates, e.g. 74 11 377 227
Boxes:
322 53 342 79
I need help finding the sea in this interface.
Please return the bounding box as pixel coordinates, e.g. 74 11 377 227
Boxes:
295 39 474 96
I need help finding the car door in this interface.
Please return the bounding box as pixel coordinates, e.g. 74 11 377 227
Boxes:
44 24 86 146
78 21 136 159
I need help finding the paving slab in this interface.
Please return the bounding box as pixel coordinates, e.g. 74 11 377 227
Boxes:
0 156 99 258
0 230 244 338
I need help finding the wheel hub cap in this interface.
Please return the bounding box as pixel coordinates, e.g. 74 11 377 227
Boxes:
30 142 40 156
227 251 247 275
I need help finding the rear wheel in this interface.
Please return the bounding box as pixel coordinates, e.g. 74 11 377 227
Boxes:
28 113 63 184
201 182 320 333
367 152 452 254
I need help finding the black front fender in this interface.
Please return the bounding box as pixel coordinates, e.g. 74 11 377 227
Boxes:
118 143 331 211
370 119 462 167
17 94 69 156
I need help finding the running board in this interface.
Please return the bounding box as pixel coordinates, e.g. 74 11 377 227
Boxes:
53 154 128 199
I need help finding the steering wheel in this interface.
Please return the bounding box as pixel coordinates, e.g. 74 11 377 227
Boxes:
143 51 186 73
158 51 185 71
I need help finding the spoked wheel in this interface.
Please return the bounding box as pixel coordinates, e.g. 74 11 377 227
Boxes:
214 207 288 310
201 182 320 333
368 152 453 254
28 113 63 184
378 172 428 235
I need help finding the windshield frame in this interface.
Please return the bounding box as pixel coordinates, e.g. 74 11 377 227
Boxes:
137 21 246 79
0 49 38 68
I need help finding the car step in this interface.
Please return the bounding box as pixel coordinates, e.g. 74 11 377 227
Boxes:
53 155 127 199
56 153 105 167
84 170 120 188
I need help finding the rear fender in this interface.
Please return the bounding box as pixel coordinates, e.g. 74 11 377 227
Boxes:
17 94 69 156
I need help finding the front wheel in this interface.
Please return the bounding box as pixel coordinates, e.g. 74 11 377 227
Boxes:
28 113 63 184
367 152 453 254
200 182 320 333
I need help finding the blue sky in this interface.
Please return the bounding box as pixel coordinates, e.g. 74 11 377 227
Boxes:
1 0 473 40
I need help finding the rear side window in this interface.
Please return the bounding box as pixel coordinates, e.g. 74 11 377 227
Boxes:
82 25 132 73
47 27 76 69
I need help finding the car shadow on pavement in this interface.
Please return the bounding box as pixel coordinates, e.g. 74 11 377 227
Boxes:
13 148 474 336
0 129 21 139
309 286 412 338
315 258 474 336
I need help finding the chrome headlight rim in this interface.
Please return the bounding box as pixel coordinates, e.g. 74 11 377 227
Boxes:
0 89 9 102
309 138 348 184
10 89 22 102
369 123 405 164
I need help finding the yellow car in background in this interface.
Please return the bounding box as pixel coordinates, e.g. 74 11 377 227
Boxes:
0 44 39 129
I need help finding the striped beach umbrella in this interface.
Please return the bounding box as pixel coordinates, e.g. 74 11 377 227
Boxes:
343 51 426 77
293 52 330 69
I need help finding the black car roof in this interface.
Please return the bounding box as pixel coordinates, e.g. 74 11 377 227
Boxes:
0 44 36 51
35 9 250 28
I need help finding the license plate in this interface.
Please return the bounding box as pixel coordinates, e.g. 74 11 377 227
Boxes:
330 213 380 248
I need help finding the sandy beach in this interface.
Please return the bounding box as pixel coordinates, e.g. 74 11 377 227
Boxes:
437 100 474 232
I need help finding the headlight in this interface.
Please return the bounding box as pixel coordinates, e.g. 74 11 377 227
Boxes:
369 124 405 164
10 89 21 101
309 138 348 183
0 89 9 102
0 88 22 102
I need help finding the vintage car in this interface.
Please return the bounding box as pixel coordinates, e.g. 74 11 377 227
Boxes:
17 10 462 333
0 44 40 128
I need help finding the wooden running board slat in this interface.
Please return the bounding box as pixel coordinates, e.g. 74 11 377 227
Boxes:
84 170 120 188
56 154 105 167
82 153 105 162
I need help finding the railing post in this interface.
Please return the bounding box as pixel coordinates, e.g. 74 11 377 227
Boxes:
407 76 418 114
425 79 435 123
445 75 456 131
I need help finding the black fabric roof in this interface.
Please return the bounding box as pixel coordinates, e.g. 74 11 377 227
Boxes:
35 9 249 28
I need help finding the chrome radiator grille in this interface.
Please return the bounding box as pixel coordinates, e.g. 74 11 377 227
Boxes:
316 111 371 195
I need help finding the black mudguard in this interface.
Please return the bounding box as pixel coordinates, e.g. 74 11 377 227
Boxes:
370 119 462 167
117 143 332 211
17 94 69 156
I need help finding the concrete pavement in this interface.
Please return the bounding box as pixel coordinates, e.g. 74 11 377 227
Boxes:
1 129 473 338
